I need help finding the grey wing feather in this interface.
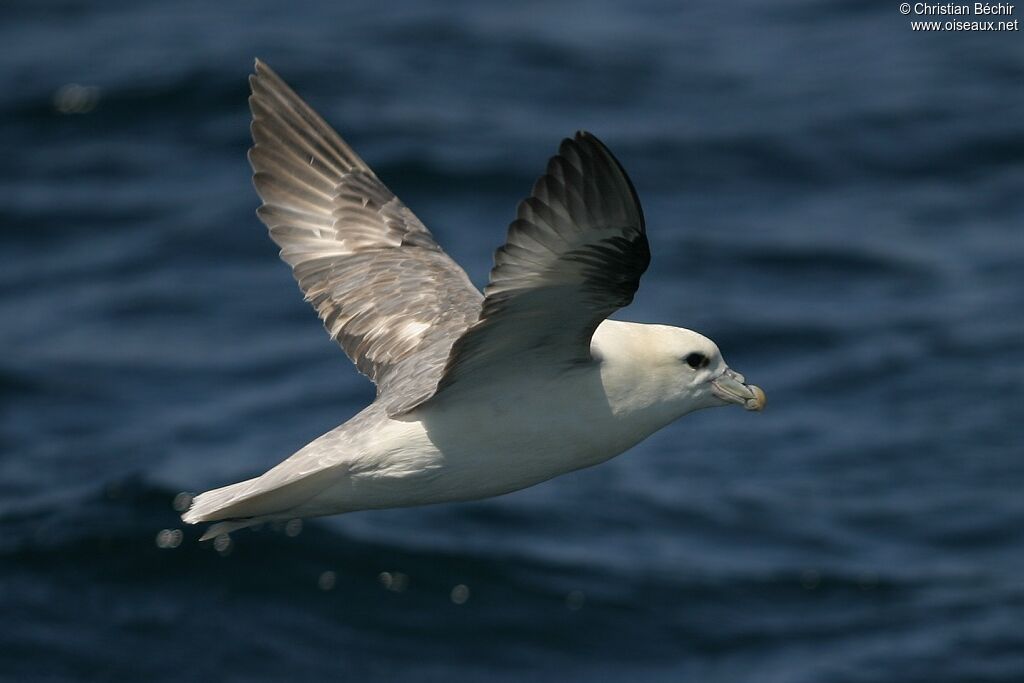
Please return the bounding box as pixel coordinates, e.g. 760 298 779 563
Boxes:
248 60 482 414
432 132 649 393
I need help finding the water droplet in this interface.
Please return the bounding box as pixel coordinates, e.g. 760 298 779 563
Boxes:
450 584 470 605
800 569 820 590
284 519 303 537
172 492 193 512
155 529 183 549
213 534 232 555
318 571 336 591
378 571 408 592
53 84 100 114
565 590 586 610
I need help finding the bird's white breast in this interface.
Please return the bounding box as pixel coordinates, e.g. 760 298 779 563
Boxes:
295 321 696 515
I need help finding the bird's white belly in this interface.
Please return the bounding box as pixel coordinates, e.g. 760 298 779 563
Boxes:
312 367 669 513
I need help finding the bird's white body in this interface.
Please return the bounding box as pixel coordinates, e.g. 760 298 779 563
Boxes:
186 321 755 538
297 321 711 512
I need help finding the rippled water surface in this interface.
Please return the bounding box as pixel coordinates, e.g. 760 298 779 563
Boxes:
2 1 1023 681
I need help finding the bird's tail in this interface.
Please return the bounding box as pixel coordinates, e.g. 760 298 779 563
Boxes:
197 518 262 541
181 477 261 525
181 467 338 540
181 478 273 540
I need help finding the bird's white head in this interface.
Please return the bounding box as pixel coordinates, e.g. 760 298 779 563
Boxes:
592 321 766 421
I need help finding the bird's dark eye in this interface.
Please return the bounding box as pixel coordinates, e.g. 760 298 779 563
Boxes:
685 352 709 369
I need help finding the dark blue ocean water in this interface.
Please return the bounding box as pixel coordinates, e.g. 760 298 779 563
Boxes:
2 1 1023 681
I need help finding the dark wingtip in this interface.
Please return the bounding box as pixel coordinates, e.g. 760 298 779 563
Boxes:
566 131 614 163
568 131 645 232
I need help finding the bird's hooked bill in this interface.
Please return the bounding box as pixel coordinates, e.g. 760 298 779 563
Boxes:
711 368 767 411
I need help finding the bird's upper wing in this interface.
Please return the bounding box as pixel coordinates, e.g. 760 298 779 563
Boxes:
248 60 482 415
429 132 650 398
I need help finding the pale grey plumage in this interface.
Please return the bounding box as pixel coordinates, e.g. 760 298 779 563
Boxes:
249 60 482 415
181 60 763 540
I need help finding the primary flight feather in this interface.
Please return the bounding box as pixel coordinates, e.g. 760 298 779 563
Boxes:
182 59 765 540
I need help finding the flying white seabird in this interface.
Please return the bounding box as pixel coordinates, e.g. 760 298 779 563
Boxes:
182 60 766 540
